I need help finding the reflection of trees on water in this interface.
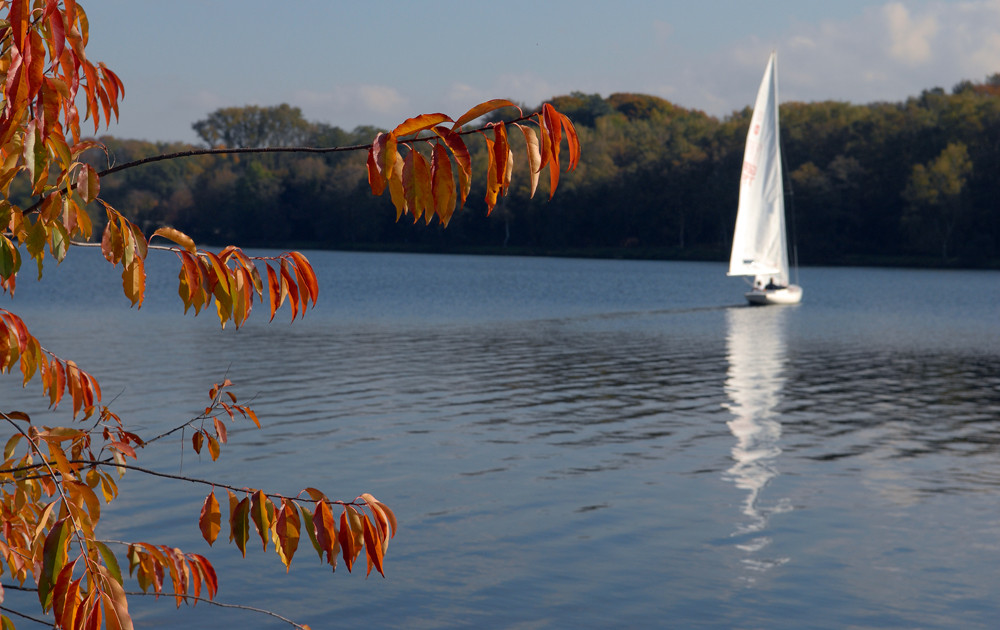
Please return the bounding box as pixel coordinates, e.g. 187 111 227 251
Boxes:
723 306 793 581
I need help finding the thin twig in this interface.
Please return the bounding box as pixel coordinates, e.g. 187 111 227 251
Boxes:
0 604 54 628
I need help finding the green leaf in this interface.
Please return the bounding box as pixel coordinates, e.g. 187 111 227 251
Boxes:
298 504 323 560
231 497 250 557
250 490 272 550
49 222 69 262
94 540 123 585
39 518 71 610
0 236 19 280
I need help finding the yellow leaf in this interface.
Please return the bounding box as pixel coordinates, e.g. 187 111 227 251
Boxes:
515 124 541 198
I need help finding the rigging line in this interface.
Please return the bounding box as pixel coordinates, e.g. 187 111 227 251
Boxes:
778 113 800 285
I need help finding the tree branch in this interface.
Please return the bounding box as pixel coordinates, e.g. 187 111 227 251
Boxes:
1 583 309 630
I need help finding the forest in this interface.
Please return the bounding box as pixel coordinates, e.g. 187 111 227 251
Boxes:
75 79 1000 268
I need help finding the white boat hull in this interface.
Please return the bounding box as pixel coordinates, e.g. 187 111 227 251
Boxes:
745 284 802 306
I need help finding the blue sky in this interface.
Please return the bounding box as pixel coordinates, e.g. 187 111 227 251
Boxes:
81 0 1000 144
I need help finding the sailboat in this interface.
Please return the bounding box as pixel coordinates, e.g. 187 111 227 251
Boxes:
728 52 802 305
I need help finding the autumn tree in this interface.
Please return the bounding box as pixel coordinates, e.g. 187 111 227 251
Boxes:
902 142 972 260
0 2 580 628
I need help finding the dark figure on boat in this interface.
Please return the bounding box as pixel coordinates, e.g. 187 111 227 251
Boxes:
765 278 783 290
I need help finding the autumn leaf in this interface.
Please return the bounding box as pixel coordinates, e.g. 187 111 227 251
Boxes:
431 143 456 226
122 258 145 308
199 492 221 545
451 99 518 130
231 497 250 557
515 123 541 198
432 126 471 206
151 227 196 253
250 489 273 550
392 113 452 138
274 500 300 570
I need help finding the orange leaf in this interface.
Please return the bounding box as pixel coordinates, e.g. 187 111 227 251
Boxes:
432 126 471 207
431 143 456 226
206 434 220 461
482 136 499 214
266 263 281 322
275 499 300 570
537 113 552 172
151 227 196 253
558 111 581 171
189 555 217 600
287 252 318 308
392 113 452 138
122 258 145 308
451 99 519 130
411 150 433 224
199 492 221 545
492 122 509 195
279 259 300 321
338 510 357 572
313 500 338 566
361 515 385 577
192 430 203 454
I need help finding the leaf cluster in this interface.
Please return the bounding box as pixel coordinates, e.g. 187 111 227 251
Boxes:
0 2 583 628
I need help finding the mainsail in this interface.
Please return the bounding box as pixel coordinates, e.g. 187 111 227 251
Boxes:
728 52 790 287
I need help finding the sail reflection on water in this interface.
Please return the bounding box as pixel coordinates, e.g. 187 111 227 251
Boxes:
723 306 793 579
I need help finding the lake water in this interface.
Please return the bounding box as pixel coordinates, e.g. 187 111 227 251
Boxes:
2 249 999 629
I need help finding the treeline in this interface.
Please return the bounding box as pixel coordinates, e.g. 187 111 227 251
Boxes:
83 82 1000 268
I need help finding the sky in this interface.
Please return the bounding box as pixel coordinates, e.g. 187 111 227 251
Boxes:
79 0 1000 144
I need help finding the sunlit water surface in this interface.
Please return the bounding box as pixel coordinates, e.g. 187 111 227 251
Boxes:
2 250 999 629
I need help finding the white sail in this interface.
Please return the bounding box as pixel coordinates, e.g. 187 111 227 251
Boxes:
728 52 790 287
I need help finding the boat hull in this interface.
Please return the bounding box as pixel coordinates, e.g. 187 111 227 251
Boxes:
745 284 802 306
